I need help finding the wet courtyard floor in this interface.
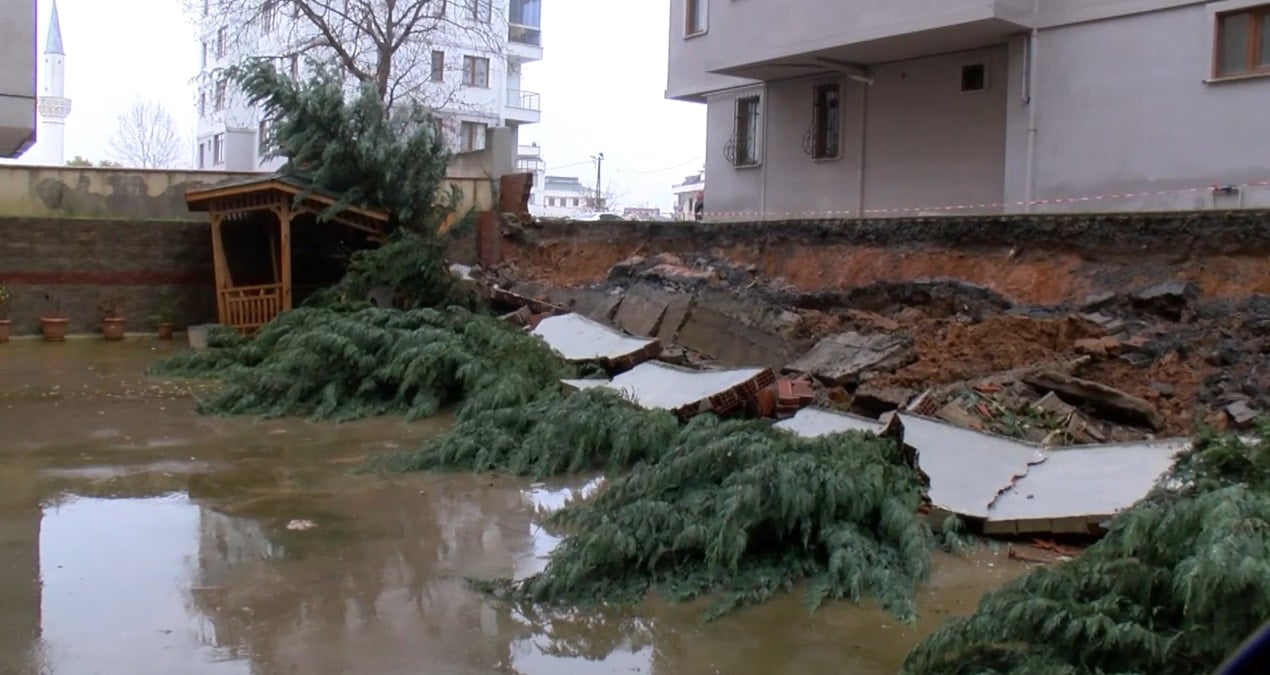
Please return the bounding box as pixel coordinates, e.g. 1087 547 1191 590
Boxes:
0 340 1030 675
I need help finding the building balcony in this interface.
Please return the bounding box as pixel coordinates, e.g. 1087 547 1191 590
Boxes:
504 89 541 125
0 0 36 157
688 0 1032 82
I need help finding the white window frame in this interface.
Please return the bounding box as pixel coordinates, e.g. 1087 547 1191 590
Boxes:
468 0 492 23
959 62 989 94
685 0 708 37
462 55 490 87
431 50 446 82
460 121 487 152
213 133 225 164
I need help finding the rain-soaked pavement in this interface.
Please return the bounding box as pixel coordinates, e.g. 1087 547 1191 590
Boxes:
0 340 1030 675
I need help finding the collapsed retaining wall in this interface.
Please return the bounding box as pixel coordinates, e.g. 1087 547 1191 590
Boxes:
503 211 1270 306
0 217 215 335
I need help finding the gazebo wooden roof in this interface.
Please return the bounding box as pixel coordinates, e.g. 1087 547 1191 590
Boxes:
185 176 390 333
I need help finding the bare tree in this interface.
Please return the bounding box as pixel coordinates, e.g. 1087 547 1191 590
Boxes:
195 0 507 111
109 99 185 169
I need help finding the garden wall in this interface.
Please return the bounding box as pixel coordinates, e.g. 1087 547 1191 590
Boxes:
0 217 215 335
0 165 257 220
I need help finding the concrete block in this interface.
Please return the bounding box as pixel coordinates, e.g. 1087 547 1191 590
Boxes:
677 303 792 368
785 332 912 386
613 283 673 337
657 293 693 344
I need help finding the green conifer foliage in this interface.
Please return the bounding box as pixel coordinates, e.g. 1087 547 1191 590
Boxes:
224 59 453 235
450 412 936 622
149 307 573 421
903 423 1270 675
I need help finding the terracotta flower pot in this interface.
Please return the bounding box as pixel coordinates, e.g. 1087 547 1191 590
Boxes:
0 319 9 343
41 317 69 342
157 323 174 340
102 317 126 341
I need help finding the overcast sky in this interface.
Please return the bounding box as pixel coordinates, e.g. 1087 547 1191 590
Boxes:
30 0 705 210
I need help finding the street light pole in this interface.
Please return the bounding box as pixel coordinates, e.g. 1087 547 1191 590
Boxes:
592 152 605 210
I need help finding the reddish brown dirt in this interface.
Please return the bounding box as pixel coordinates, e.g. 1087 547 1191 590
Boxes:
1082 352 1213 435
871 316 1104 389
506 238 1270 306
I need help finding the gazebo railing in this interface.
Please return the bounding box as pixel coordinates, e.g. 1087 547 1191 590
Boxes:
220 283 283 333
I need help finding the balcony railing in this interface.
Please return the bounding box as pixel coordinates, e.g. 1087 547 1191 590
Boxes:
507 89 541 112
508 23 542 47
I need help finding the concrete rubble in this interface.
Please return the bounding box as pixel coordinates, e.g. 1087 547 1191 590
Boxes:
777 407 1189 535
531 313 660 372
562 361 776 418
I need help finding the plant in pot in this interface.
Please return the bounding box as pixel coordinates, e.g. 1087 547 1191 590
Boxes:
152 289 176 340
41 292 69 342
99 297 126 341
0 284 10 343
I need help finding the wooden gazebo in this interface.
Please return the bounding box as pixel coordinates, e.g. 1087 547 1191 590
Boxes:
185 176 389 333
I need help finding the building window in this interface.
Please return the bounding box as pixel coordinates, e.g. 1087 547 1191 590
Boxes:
214 80 226 111
460 121 487 152
216 26 227 58
262 0 277 32
431 50 445 82
433 0 447 18
811 83 841 159
201 41 207 67
685 0 707 36
733 95 760 167
961 63 987 92
462 56 490 87
203 0 209 16
1216 6 1270 77
213 134 225 164
199 91 206 116
198 143 206 169
468 0 492 23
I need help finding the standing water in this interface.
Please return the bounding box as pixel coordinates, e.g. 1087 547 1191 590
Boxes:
0 341 1028 674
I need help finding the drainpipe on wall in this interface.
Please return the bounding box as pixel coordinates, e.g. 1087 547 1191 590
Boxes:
856 76 869 218
1023 27 1040 212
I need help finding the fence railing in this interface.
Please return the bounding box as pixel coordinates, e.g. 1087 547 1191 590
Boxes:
507 89 541 111
220 283 282 333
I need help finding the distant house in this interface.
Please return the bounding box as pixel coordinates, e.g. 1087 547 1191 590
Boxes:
535 175 593 219
668 0 1270 220
672 171 704 221
623 206 663 220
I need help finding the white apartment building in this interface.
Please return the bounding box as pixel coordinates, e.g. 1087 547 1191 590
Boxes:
194 0 543 172
671 170 704 221
534 175 594 219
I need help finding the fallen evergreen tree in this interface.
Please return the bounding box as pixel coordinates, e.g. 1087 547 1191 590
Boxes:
151 306 571 421
903 422 1270 675
453 413 936 622
378 388 682 478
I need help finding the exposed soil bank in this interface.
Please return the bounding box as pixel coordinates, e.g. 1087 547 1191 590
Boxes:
485 212 1269 437
501 211 1270 306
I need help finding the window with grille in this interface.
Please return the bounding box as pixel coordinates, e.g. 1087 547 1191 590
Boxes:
1216 6 1270 77
463 56 490 87
811 83 841 159
734 95 760 167
431 51 445 82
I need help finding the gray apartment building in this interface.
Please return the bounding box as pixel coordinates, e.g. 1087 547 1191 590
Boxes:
668 1 1270 220
0 0 37 158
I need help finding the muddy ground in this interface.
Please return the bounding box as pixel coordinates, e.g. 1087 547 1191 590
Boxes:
0 340 1034 675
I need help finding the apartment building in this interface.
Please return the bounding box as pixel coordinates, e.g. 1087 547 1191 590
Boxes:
534 175 594 219
669 1 1270 220
0 0 37 158
195 0 543 172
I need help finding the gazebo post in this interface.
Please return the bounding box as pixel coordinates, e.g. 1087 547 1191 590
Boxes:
210 213 229 324
279 199 292 311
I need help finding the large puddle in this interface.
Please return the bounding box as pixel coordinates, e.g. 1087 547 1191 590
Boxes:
0 341 1030 674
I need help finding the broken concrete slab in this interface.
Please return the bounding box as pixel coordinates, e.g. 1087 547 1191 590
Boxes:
785 332 911 386
896 414 1047 520
656 293 693 345
984 439 1188 536
1131 281 1198 321
532 314 660 370
677 303 793 368
937 402 985 431
562 361 776 417
774 407 880 437
1024 370 1163 430
1032 391 1076 417
1226 400 1259 429
612 283 674 337
853 384 918 417
779 407 1188 535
